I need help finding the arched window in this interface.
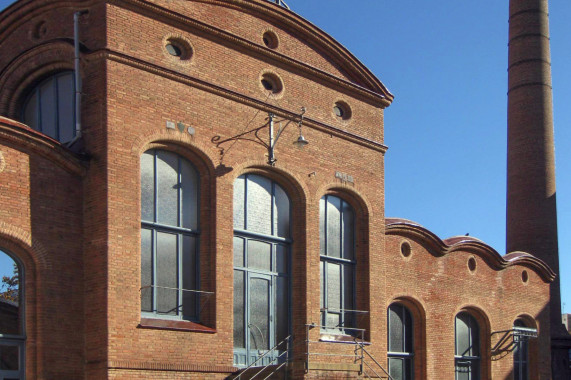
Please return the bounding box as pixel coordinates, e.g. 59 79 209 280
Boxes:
233 174 291 367
22 71 76 143
455 312 480 380
388 303 414 380
0 249 24 380
513 319 529 380
320 194 355 334
140 149 200 320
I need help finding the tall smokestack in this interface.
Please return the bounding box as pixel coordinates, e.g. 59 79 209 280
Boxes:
507 0 571 376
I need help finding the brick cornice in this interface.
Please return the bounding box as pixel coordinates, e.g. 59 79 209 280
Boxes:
385 218 556 282
108 360 236 373
108 0 393 106
89 49 388 153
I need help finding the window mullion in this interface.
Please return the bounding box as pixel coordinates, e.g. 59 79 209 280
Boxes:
54 75 60 141
152 229 157 314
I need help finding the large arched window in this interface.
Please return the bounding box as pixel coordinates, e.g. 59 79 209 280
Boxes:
0 249 24 380
388 303 414 380
513 319 529 380
320 194 355 334
455 312 480 380
22 71 76 143
140 149 200 320
233 174 291 367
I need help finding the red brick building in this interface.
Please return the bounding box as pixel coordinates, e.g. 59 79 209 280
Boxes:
0 0 559 379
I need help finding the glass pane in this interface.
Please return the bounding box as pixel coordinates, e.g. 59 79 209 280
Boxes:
326 196 341 258
156 232 178 315
389 357 403 380
140 151 155 222
39 77 56 139
233 270 245 348
274 184 290 238
57 72 75 143
249 277 270 350
182 235 196 319
320 260 324 309
0 251 20 336
247 240 271 271
180 159 198 230
343 264 353 326
156 151 179 227
342 200 354 260
326 312 341 330
456 314 470 356
276 245 287 273
319 197 326 256
23 91 38 130
233 175 245 230
405 358 413 380
471 318 480 356
233 237 244 267
140 228 153 312
246 175 272 235
0 344 18 370
389 305 404 352
404 307 413 353
276 276 288 346
327 262 341 309
455 360 470 380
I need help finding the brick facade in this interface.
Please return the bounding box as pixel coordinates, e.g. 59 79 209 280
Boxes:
0 0 557 379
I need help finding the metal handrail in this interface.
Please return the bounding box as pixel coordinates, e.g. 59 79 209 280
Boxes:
356 342 394 380
234 334 291 380
139 285 214 295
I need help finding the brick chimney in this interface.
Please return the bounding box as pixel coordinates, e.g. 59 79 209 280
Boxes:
507 0 571 376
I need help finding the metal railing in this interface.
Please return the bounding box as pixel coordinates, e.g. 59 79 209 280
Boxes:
139 285 214 320
234 334 291 380
355 342 394 380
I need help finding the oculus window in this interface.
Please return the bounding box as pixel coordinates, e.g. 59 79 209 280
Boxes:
319 195 355 334
0 249 24 380
140 149 200 321
455 312 480 380
22 71 76 144
388 303 414 380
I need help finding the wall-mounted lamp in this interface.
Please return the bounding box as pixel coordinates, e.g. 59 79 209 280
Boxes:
212 107 308 166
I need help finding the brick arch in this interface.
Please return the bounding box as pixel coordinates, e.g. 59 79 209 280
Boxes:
228 161 310 209
315 184 373 221
0 221 50 272
0 40 76 118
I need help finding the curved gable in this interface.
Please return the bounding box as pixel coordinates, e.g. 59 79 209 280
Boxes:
386 218 556 282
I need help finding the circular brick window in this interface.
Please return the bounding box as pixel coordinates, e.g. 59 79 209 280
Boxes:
333 101 351 120
468 257 477 273
522 270 529 284
400 241 412 258
262 31 278 49
164 37 193 61
260 73 283 94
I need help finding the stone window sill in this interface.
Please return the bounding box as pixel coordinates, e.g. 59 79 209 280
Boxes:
138 317 215 333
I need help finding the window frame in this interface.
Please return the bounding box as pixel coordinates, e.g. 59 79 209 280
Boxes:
140 149 201 322
0 249 26 380
387 303 414 380
21 71 76 144
454 312 481 380
319 194 356 335
513 319 529 380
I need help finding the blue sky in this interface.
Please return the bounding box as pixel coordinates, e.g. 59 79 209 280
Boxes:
0 0 570 313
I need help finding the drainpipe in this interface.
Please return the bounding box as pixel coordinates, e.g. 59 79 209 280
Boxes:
67 10 88 148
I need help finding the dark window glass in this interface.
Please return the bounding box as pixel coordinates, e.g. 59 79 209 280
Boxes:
455 312 480 380
388 303 414 380
22 71 76 143
320 195 355 334
513 319 529 380
140 150 199 320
